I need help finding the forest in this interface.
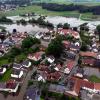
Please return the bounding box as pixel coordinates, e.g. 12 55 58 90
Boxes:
41 3 100 15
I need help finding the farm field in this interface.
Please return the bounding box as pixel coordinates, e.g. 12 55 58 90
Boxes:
32 0 100 6
0 5 79 17
0 5 100 20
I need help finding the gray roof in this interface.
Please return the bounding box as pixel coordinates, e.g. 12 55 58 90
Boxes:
25 86 40 100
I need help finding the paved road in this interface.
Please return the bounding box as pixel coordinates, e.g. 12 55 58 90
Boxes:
60 54 79 84
0 67 37 100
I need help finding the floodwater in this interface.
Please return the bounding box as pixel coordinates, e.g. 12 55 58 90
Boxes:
0 24 48 34
1 15 100 33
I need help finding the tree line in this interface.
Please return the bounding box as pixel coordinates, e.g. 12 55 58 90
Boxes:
17 16 54 29
41 3 100 15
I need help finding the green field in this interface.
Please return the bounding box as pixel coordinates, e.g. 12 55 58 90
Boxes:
0 5 80 17
32 0 100 6
0 5 100 20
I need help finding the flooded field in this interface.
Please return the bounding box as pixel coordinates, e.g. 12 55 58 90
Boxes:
0 15 100 33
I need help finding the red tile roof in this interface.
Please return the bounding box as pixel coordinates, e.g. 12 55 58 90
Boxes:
67 77 100 96
66 60 75 71
58 29 79 38
82 58 95 65
62 40 70 48
47 72 61 81
94 83 100 90
80 52 97 58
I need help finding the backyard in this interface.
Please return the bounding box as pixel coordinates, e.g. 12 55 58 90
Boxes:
0 68 12 82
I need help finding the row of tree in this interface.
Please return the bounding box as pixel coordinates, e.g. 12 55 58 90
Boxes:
41 3 100 15
0 16 13 23
17 17 54 28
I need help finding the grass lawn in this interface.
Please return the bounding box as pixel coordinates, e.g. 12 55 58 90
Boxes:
0 68 12 82
89 75 100 83
40 98 44 100
0 59 9 66
15 53 27 63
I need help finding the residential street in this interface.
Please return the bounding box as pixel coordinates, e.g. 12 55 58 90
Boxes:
60 54 79 84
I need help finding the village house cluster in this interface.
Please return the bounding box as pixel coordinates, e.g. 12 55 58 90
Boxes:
0 22 100 100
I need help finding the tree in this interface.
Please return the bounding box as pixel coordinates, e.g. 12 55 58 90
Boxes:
1 29 6 33
63 23 70 29
57 23 63 28
73 27 77 31
20 19 27 25
96 25 100 42
46 37 63 57
10 47 21 56
21 37 40 49
0 16 13 23
80 23 89 31
80 43 87 51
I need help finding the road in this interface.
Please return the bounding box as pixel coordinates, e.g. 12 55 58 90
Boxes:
60 54 79 84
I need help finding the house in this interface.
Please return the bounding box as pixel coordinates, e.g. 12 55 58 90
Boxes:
49 84 65 93
54 64 62 71
64 60 75 74
94 59 100 68
47 56 55 64
22 60 31 70
43 34 51 40
62 40 70 49
80 52 97 58
11 69 24 80
58 29 80 39
43 33 51 40
24 86 40 100
0 44 10 53
65 77 100 97
13 63 22 70
38 64 48 71
65 77 81 97
81 58 95 66
0 80 19 93
37 75 46 83
74 68 84 78
35 32 44 39
0 67 7 75
65 51 76 60
69 42 80 53
47 71 61 81
27 52 44 61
